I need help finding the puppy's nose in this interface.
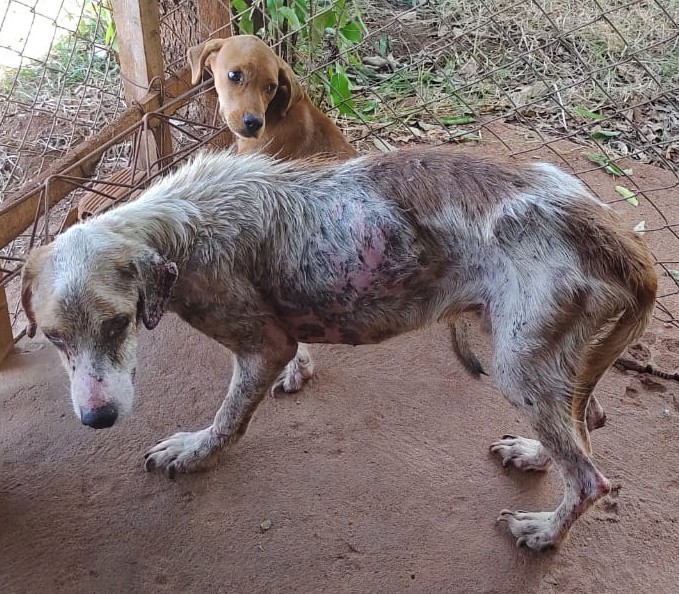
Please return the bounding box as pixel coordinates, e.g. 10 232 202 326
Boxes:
242 113 263 135
80 404 118 429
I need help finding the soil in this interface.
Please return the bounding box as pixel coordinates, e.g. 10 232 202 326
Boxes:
1 132 679 594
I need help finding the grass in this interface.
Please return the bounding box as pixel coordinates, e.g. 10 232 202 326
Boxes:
280 0 679 166
0 0 122 202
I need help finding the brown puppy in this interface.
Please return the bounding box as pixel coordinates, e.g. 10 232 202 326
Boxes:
188 35 357 160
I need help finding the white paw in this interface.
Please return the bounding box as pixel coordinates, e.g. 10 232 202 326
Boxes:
490 434 552 471
497 510 562 550
271 345 315 396
144 427 222 478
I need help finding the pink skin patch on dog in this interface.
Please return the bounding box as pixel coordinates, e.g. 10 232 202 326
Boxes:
72 372 108 410
330 205 388 294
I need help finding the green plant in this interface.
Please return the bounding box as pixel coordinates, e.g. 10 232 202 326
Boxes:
1 0 119 101
230 0 366 116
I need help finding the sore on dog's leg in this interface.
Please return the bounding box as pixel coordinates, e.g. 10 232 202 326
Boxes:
497 454 610 550
490 303 612 550
271 343 315 396
145 344 294 477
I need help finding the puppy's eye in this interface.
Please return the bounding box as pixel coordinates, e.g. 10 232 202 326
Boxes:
265 83 277 94
228 71 243 83
104 315 131 339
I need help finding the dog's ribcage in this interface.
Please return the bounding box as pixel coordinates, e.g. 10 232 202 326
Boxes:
146 152 603 347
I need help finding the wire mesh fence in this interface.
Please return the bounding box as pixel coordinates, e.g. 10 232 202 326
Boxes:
1 0 678 346
0 0 124 200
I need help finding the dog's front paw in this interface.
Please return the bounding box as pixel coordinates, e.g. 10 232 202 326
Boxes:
490 435 552 471
271 344 315 396
144 427 223 478
497 510 563 550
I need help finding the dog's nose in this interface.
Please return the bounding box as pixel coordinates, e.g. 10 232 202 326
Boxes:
80 404 118 429
242 113 263 135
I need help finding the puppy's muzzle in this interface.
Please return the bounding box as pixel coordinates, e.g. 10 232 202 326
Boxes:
241 113 264 137
80 404 118 429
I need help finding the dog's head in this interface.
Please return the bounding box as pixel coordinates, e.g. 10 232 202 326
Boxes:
21 226 178 429
187 35 304 139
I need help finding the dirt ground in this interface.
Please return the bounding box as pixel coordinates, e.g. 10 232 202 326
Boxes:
1 134 679 593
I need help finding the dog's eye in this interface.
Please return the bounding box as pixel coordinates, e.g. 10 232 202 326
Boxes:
104 315 131 339
265 83 277 94
43 330 66 349
228 71 243 83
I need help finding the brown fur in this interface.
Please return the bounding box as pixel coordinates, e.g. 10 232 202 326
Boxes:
21 146 658 552
187 35 357 160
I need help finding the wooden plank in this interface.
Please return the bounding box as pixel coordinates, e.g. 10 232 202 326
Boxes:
111 0 173 162
0 69 192 250
0 282 13 364
195 0 234 148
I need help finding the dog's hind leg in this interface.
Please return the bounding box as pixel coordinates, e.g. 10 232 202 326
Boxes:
271 343 315 396
145 329 297 477
490 299 614 550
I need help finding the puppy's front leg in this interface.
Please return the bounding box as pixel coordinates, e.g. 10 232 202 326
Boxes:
145 348 292 478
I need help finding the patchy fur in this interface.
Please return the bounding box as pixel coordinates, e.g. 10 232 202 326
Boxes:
22 146 657 551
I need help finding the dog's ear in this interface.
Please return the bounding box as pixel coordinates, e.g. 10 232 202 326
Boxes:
134 251 179 330
270 58 305 117
20 245 51 338
187 39 228 86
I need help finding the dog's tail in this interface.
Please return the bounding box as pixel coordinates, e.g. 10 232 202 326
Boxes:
449 316 486 378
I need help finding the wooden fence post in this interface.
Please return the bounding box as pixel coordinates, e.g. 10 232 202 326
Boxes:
0 280 13 364
110 0 174 165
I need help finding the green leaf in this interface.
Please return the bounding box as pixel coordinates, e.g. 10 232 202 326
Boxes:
105 19 116 46
590 129 621 141
633 221 646 234
440 115 475 126
231 0 254 34
339 20 364 44
573 107 604 120
259 519 273 532
378 34 389 56
585 152 625 176
278 6 301 29
615 185 638 206
670 270 679 282
361 100 378 113
329 66 354 115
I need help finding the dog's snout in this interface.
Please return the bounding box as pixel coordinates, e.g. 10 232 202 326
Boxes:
242 113 263 135
80 404 118 429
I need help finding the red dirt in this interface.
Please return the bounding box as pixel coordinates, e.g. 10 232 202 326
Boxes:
1 134 679 593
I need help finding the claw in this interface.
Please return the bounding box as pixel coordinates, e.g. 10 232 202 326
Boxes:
497 509 513 522
145 457 156 472
502 434 517 440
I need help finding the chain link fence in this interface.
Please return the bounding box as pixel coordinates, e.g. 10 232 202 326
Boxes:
1 0 678 345
0 0 123 200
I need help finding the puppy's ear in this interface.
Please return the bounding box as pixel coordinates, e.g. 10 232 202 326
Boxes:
187 39 228 86
134 251 178 330
270 59 305 117
20 245 51 338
